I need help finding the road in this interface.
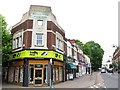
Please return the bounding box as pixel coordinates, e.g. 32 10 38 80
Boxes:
100 72 118 88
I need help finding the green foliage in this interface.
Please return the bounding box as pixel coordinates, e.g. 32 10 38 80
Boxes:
75 40 104 71
0 14 12 62
75 39 84 49
83 41 104 71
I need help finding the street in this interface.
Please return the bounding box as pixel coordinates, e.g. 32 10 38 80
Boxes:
2 71 119 89
101 72 118 88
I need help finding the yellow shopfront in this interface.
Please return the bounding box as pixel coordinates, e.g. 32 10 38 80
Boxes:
6 49 64 87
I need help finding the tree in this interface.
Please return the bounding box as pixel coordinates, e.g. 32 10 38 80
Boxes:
0 14 12 62
83 41 104 71
75 39 84 49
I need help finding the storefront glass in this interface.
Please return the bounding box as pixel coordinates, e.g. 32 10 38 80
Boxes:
8 67 14 83
15 67 19 82
44 65 48 84
59 67 62 81
29 65 34 84
19 67 23 83
56 67 59 81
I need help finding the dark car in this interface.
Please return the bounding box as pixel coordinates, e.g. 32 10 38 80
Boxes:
107 68 113 73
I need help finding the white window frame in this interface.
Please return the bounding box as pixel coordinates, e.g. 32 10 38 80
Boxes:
13 39 16 49
35 33 44 46
15 37 19 48
19 36 22 47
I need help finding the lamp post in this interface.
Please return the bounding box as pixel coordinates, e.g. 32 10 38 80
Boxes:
49 58 52 88
49 58 54 89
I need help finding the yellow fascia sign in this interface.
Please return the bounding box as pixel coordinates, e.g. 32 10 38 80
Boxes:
12 50 63 61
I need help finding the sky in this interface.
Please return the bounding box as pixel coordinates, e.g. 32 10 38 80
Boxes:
0 0 119 63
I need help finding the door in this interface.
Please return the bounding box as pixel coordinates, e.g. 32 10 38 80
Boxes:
34 68 43 86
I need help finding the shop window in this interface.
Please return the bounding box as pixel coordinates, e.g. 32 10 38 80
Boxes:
56 67 59 81
44 65 48 84
19 67 23 83
14 67 19 82
29 65 34 84
59 67 62 81
76 66 79 73
35 64 43 68
8 67 14 83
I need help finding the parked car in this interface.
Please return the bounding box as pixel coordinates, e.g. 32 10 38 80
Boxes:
107 68 113 73
101 68 106 73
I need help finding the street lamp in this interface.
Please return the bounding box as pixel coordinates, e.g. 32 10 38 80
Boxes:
49 58 54 89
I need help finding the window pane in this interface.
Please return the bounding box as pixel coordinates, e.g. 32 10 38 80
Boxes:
44 65 48 84
36 34 43 46
35 64 43 68
37 34 42 39
16 37 19 48
35 80 42 84
38 20 43 26
35 70 42 78
19 36 22 47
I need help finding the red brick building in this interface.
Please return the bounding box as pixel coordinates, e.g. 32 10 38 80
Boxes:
2 5 89 87
113 47 120 69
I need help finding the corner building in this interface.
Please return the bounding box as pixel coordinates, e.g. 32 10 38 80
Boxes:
4 5 66 87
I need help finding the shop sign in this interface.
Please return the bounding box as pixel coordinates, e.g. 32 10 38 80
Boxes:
12 50 63 61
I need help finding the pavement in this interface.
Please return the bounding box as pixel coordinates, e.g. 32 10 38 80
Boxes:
2 71 104 89
90 72 106 88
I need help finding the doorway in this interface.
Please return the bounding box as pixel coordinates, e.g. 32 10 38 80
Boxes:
34 68 43 86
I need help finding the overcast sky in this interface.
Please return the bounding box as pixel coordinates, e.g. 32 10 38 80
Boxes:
0 0 119 63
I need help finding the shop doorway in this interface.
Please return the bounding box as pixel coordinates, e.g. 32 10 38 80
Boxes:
34 68 43 86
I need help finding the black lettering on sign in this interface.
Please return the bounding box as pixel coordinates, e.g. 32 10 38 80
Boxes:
13 53 21 58
55 53 58 58
59 55 61 58
13 54 16 58
41 52 47 55
30 51 38 56
17 53 20 57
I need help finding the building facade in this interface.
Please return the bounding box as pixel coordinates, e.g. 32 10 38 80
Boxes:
2 5 90 87
113 47 120 70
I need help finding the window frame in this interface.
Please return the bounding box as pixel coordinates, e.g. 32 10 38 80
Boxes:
37 20 43 26
35 33 44 46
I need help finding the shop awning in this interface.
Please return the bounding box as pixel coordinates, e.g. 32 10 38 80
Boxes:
66 63 77 69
